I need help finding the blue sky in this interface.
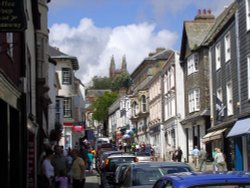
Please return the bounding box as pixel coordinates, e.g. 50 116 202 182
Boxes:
48 0 233 85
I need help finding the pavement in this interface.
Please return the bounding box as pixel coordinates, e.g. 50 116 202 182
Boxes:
85 170 100 188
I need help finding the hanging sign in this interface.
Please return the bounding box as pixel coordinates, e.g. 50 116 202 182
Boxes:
0 0 27 31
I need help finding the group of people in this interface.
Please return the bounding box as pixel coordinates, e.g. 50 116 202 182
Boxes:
191 146 227 171
118 141 156 155
39 143 95 188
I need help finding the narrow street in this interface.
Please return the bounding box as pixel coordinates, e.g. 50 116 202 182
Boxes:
85 170 100 188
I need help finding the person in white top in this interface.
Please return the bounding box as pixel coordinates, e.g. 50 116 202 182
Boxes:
214 148 227 171
42 149 54 187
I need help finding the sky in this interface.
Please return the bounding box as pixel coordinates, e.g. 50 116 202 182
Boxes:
48 0 233 86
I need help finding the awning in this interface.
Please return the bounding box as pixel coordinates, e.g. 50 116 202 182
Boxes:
227 118 250 137
202 128 227 142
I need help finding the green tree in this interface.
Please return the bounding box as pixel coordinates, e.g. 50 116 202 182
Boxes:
111 72 132 92
90 76 112 89
92 91 118 135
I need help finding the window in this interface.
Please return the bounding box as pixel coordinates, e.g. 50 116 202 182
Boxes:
141 95 147 112
247 0 250 30
62 68 71 84
6 32 13 58
132 101 138 117
187 53 199 75
224 32 231 62
248 55 250 99
226 81 233 116
215 43 221 70
165 92 175 120
188 88 200 113
63 97 72 118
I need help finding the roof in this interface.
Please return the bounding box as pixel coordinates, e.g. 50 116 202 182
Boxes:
202 1 238 45
130 161 193 168
162 171 250 186
48 45 79 70
180 11 215 60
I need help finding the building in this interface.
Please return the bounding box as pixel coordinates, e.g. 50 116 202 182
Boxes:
109 55 128 78
179 9 215 162
161 51 186 161
49 46 85 149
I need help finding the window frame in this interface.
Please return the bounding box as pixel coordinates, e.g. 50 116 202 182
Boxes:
187 53 199 75
224 32 231 62
226 81 233 116
188 88 200 113
63 97 72 118
215 42 221 70
6 32 13 59
62 68 72 85
246 0 250 31
248 55 250 99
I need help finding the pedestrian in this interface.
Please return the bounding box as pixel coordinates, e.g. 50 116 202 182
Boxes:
87 150 94 173
212 147 218 171
191 146 200 169
55 169 69 188
199 147 207 171
214 148 227 171
175 146 183 162
71 149 86 188
41 149 54 188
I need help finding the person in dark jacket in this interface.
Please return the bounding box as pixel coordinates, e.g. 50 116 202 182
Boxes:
175 146 183 162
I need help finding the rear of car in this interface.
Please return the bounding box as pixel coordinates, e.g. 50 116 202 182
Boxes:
135 151 155 162
153 171 250 188
118 162 193 188
100 154 137 188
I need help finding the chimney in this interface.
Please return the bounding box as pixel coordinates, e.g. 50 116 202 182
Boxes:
194 8 215 21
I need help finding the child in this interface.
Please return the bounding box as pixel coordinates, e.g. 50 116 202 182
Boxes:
55 169 68 188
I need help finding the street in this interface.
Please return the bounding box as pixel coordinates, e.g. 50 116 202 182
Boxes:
85 170 100 188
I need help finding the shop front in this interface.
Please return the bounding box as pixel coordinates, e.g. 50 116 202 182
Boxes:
227 118 250 171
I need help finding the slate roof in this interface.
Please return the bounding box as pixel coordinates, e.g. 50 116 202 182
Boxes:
48 45 79 70
202 1 238 45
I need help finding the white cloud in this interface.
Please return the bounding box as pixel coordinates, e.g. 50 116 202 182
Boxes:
49 19 178 85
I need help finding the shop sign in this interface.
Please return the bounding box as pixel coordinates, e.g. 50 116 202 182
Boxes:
0 0 27 31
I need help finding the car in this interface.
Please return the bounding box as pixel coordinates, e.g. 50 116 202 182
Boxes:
96 151 125 173
114 162 193 188
134 151 155 162
152 171 250 188
100 153 137 188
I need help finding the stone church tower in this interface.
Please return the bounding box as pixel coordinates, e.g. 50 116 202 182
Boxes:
109 55 128 78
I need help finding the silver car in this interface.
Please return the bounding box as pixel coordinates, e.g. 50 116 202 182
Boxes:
115 162 193 188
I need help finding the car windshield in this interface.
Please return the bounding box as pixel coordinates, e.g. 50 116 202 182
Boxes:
133 166 191 186
189 184 250 188
136 152 151 156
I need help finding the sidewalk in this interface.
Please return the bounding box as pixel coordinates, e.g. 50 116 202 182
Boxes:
156 156 214 171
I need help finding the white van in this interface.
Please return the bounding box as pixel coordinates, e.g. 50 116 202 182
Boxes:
94 137 110 150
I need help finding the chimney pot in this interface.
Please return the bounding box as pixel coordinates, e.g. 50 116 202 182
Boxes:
208 9 211 15
203 9 206 15
198 9 201 15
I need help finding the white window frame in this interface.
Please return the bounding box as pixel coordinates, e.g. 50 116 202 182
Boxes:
62 68 71 85
188 88 200 113
226 81 233 116
63 97 72 118
6 32 13 59
224 32 231 62
246 0 250 31
217 88 223 102
215 43 221 70
187 53 199 75
248 55 250 99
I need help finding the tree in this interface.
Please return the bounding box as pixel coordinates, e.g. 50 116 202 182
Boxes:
90 76 112 89
92 91 118 135
111 72 132 92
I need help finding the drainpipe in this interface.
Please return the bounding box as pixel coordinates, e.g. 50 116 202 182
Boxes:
235 9 241 114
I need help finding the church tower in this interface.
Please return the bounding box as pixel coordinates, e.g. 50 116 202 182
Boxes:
109 55 115 78
121 55 127 73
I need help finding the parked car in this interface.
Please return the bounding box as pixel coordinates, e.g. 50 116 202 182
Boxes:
113 162 193 188
134 151 155 162
96 151 125 173
152 171 250 188
100 153 137 188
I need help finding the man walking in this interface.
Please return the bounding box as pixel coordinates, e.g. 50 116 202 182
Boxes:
191 146 200 169
199 147 207 171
